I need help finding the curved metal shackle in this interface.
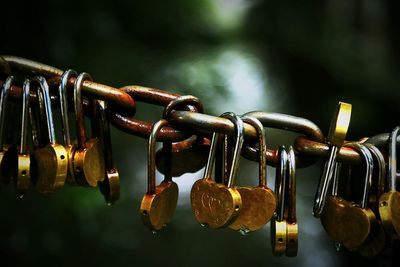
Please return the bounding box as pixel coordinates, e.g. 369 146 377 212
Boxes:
342 142 374 209
363 143 386 196
388 127 400 191
20 79 31 154
148 119 170 194
59 69 78 146
287 146 297 222
366 132 400 149
331 162 341 197
204 112 244 188
29 76 56 145
241 115 267 186
98 100 115 168
275 146 288 222
163 95 204 119
0 76 14 148
243 111 324 142
74 72 93 149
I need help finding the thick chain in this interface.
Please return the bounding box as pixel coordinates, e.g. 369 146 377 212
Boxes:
0 55 395 167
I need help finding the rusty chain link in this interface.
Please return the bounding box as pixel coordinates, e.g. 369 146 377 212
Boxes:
0 55 395 168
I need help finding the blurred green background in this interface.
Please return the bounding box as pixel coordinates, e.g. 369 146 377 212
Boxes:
1 0 399 266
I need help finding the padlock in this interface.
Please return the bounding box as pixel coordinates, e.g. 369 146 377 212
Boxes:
229 115 276 233
72 73 105 187
378 126 400 239
271 146 288 256
190 112 243 229
285 146 298 257
30 76 68 193
0 76 18 186
156 95 209 177
14 79 32 197
59 69 79 185
351 143 387 258
320 142 378 249
140 119 178 231
314 101 352 217
96 100 120 205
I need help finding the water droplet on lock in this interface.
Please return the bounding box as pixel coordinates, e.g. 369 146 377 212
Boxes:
152 230 157 235
239 227 250 235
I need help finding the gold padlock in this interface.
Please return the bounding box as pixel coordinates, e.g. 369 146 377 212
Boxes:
351 143 387 258
229 115 276 234
31 76 68 193
72 73 105 187
191 112 243 229
96 100 120 205
271 146 288 256
140 119 179 231
14 79 33 197
285 146 298 257
59 69 79 185
314 101 352 217
321 143 378 249
378 126 400 240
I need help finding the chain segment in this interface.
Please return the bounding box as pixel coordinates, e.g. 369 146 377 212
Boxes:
1 55 399 258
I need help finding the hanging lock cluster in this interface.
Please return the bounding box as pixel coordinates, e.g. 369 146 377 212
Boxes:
0 70 118 204
0 55 399 259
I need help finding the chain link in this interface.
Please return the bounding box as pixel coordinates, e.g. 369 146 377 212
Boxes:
0 55 395 168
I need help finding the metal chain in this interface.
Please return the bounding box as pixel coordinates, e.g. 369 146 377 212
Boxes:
0 55 396 168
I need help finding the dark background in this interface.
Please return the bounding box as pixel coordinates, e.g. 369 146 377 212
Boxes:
1 1 399 266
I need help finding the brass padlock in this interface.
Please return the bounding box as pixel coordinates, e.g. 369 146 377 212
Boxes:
140 119 178 231
285 146 298 257
351 143 387 258
96 100 120 205
0 76 18 185
59 69 79 185
378 126 400 239
321 143 378 249
271 146 288 256
156 95 209 177
31 76 68 193
229 115 276 233
314 101 352 217
72 73 105 187
191 112 243 229
14 79 32 197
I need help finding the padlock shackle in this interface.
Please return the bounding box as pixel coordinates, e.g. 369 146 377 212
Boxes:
343 143 374 209
363 143 386 197
74 73 93 149
0 76 14 149
148 119 170 194
389 126 400 191
98 100 115 169
241 115 266 187
204 112 244 188
275 146 287 222
286 146 297 223
20 79 31 154
30 76 56 145
59 69 78 146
